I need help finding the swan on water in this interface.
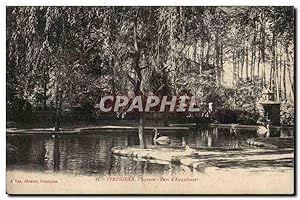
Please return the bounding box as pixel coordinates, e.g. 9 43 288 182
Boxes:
257 124 270 137
153 128 170 144
184 145 196 153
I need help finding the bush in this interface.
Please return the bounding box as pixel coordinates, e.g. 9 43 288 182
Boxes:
7 97 34 122
212 108 259 125
70 101 97 122
236 109 259 125
281 100 294 126
213 109 238 124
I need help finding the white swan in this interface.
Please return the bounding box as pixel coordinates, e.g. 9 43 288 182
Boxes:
153 128 170 144
184 145 196 153
257 124 270 137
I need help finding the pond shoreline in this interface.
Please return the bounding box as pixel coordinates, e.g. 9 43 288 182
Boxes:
247 137 294 149
111 145 294 172
6 125 189 135
6 123 294 136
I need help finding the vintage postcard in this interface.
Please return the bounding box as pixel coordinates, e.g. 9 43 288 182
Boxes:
6 6 295 195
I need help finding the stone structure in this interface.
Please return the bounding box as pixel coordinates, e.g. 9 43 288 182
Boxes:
257 88 281 126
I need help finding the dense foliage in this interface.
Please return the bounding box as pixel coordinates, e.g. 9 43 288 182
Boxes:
6 6 294 126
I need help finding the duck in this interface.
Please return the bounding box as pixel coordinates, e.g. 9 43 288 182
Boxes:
153 128 170 145
257 124 270 137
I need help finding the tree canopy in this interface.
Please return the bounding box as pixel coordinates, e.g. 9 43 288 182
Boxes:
7 6 295 126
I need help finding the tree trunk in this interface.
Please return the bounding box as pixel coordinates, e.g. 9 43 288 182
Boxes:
257 44 261 79
275 58 280 102
287 67 294 102
251 44 255 81
110 58 115 94
270 33 276 91
262 60 266 88
162 112 169 126
252 21 258 82
241 46 245 79
206 39 210 64
285 44 294 101
215 31 220 84
246 44 249 80
200 38 204 73
278 53 282 100
194 39 197 63
257 23 262 79
232 51 236 85
236 51 240 79
133 13 147 149
138 112 146 149
53 136 60 171
43 70 47 110
274 41 279 101
220 43 223 83
54 82 61 131
261 21 266 87
232 51 237 109
283 60 287 100
55 19 65 131
252 45 256 81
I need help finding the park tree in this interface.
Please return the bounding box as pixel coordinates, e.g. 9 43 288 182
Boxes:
7 6 295 136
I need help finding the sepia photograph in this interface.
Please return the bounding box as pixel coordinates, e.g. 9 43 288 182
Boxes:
6 6 295 195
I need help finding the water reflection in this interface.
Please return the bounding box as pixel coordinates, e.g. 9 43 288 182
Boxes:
7 128 256 176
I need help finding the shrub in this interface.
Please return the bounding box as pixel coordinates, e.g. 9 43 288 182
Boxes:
7 97 34 122
281 100 294 126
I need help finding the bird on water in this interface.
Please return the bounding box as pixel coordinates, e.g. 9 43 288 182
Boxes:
153 128 170 144
257 124 270 137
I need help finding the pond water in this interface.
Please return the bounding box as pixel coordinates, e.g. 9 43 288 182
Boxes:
7 128 257 176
